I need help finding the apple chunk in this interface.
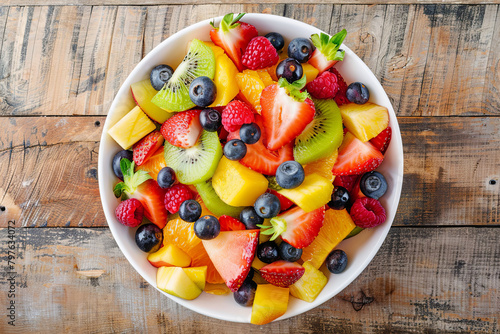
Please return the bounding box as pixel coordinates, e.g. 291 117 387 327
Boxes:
131 79 174 123
156 266 202 300
148 243 191 268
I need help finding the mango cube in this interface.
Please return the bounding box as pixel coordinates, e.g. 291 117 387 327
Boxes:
340 102 389 142
302 63 319 84
289 262 327 303
251 284 289 325
108 106 156 149
212 157 268 206
147 243 192 268
156 266 202 300
277 173 333 212
182 266 207 291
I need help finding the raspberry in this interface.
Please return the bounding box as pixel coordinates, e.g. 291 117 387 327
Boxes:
115 198 144 227
221 100 255 133
305 71 339 99
350 197 386 228
164 184 193 214
330 68 349 106
242 36 279 70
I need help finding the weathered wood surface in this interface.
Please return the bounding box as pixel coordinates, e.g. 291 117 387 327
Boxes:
0 227 498 333
1 116 499 228
1 4 499 117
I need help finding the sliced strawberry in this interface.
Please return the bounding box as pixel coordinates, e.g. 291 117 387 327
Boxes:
202 230 259 291
267 189 294 212
333 175 360 193
210 13 258 71
260 206 325 249
259 260 305 287
332 132 384 176
308 30 346 73
369 126 392 154
133 130 164 166
260 83 315 151
160 109 202 149
227 115 293 175
219 215 246 231
113 158 168 229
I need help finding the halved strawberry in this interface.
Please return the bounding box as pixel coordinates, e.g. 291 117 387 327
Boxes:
227 115 293 175
259 206 325 249
160 109 202 149
210 13 258 71
113 158 168 229
260 80 315 151
259 260 305 287
133 130 164 166
332 132 384 176
267 189 294 212
333 175 360 193
308 30 347 73
219 215 246 231
202 230 259 291
370 126 392 154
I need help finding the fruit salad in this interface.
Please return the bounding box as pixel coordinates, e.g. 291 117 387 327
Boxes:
107 13 393 325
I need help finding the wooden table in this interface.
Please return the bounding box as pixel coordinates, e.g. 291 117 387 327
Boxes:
1 1 499 333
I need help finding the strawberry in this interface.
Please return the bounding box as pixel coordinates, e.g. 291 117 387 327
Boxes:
331 132 384 176
259 260 305 287
202 230 259 291
227 115 293 175
210 13 258 71
160 109 202 149
259 206 325 249
260 78 315 151
219 215 246 231
333 175 360 193
308 30 347 73
267 189 294 212
133 130 164 166
113 158 168 229
369 126 392 154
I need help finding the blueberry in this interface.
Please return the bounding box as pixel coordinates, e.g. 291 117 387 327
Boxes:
150 64 174 91
276 161 305 189
287 38 313 63
135 223 163 253
326 249 348 274
234 279 257 306
257 241 280 264
239 207 264 229
328 186 350 210
245 268 255 282
194 215 220 240
239 122 261 145
278 241 302 262
189 76 217 107
346 82 370 104
157 167 176 189
276 58 303 84
264 32 285 52
112 150 133 179
224 139 247 161
179 199 202 222
199 108 222 132
360 171 387 200
254 193 281 219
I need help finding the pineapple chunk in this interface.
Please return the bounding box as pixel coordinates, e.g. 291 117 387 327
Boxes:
182 266 207 291
156 267 202 300
251 256 267 271
340 102 389 142
302 63 319 84
205 42 239 107
251 285 289 325
303 150 338 183
277 173 333 212
212 157 268 206
301 209 356 269
289 262 327 302
108 106 156 149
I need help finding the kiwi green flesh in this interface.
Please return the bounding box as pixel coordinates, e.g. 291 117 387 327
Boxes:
164 130 222 185
293 98 343 165
152 39 215 112
194 179 244 218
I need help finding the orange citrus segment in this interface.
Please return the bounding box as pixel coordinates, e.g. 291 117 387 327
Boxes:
136 147 166 180
256 69 276 87
236 70 266 114
303 150 338 183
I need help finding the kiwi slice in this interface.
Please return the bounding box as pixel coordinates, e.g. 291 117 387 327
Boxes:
164 130 222 184
293 98 343 165
152 39 215 112
194 179 244 218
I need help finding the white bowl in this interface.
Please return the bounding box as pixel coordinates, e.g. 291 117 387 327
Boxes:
98 13 404 323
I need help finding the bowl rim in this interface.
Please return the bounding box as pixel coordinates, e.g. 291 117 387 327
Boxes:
98 12 404 323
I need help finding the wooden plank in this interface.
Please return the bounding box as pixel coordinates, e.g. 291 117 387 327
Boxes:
1 227 498 332
0 116 499 227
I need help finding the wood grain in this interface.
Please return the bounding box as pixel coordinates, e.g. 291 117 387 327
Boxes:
1 227 497 333
0 116 498 228
1 4 500 117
